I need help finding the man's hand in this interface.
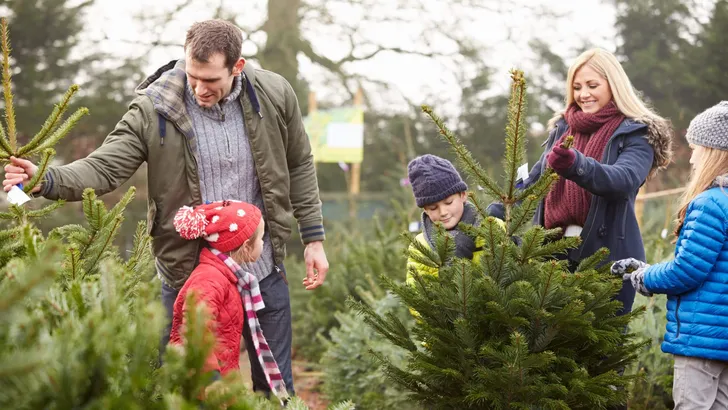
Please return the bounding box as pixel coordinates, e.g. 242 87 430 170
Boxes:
3 156 40 193
302 241 328 290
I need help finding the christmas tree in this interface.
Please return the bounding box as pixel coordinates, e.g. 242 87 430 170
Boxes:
350 70 643 409
0 18 353 409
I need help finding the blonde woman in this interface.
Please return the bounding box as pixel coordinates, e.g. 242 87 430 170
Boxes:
616 101 728 409
489 48 674 316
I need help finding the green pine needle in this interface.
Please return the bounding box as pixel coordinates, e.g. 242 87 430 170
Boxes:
24 148 55 194
18 85 80 157
26 200 65 219
0 18 16 154
421 105 505 201
27 107 89 156
503 69 529 200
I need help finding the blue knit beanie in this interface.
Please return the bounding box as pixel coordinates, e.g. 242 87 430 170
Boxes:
407 154 468 208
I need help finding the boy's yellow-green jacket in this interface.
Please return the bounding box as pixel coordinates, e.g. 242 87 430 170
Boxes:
406 201 506 285
405 232 485 285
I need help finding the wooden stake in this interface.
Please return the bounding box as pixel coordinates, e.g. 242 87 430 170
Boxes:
635 186 646 229
348 87 364 218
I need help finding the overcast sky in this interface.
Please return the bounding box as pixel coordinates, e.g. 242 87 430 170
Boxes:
83 0 619 110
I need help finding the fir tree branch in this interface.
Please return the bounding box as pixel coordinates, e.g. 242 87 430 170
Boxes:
124 221 152 275
0 18 16 154
82 189 102 231
368 350 426 394
575 248 610 273
47 224 86 242
0 353 47 380
503 70 528 202
23 148 54 194
347 297 417 351
507 194 540 236
467 191 490 219
454 261 472 317
103 187 136 225
82 215 123 276
515 171 559 204
529 237 581 260
67 247 81 281
0 242 60 314
516 227 546 263
0 123 12 158
481 217 509 282
26 200 65 219
26 107 89 156
421 105 505 201
21 224 39 260
18 85 80 156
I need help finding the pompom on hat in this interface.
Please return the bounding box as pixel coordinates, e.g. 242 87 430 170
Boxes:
173 200 262 253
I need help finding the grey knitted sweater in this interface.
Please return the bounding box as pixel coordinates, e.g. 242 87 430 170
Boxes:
184 76 275 281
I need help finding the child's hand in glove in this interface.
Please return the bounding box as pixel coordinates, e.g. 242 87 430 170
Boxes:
611 258 652 297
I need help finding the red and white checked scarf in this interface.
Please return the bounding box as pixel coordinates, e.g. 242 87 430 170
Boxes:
210 248 289 401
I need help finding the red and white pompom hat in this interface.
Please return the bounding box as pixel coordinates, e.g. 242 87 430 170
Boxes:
173 200 262 253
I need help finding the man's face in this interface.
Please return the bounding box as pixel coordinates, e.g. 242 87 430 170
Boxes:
185 51 244 108
423 192 468 230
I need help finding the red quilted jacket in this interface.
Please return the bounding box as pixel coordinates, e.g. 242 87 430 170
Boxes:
169 247 243 375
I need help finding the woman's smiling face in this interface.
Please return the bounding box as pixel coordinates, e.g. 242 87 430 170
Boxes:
572 64 613 114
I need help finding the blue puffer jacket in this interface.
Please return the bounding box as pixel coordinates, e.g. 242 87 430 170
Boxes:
644 184 728 361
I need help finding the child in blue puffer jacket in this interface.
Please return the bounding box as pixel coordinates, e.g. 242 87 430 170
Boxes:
614 101 728 409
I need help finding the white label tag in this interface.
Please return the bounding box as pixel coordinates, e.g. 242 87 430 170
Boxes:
517 163 529 182
7 185 31 206
408 221 420 233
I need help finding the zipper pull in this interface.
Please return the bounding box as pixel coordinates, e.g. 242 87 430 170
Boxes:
275 265 288 285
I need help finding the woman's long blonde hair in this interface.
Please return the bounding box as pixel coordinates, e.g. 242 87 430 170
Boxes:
674 147 728 237
547 48 665 129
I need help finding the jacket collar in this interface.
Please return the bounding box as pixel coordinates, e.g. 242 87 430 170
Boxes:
134 59 264 137
421 201 480 259
198 247 238 285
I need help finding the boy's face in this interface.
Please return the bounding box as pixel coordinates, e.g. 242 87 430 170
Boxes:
423 192 468 230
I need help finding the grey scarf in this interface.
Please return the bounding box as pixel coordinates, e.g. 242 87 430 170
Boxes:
422 201 480 259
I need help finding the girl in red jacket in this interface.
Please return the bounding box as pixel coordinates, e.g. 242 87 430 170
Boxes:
169 200 287 400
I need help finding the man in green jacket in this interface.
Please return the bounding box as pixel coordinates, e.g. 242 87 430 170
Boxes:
2 19 327 395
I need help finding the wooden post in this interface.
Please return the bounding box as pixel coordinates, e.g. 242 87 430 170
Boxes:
634 186 686 230
635 186 646 229
308 91 317 114
308 91 318 174
348 87 364 218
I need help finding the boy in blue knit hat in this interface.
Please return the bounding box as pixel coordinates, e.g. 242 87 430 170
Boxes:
405 154 487 290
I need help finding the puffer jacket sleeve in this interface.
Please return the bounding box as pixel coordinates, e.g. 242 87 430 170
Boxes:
181 277 227 374
644 194 727 295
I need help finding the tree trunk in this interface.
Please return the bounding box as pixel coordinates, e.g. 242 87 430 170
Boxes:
260 0 303 98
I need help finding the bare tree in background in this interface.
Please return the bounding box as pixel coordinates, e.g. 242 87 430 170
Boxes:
123 0 562 109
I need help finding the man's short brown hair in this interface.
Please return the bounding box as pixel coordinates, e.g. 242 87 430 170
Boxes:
184 20 243 72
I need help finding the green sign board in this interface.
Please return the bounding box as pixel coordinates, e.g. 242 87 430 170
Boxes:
303 106 364 163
